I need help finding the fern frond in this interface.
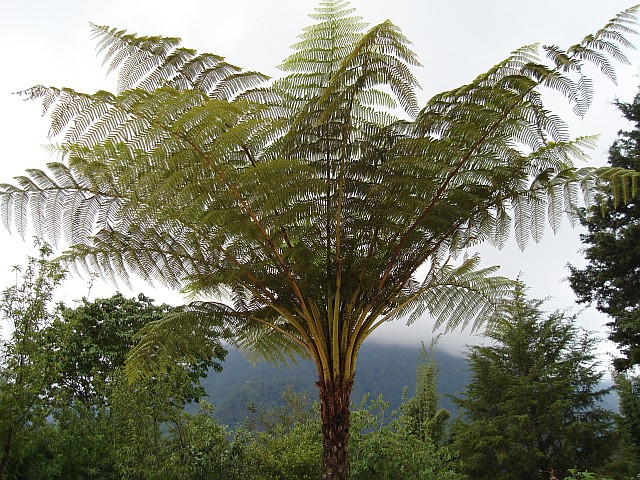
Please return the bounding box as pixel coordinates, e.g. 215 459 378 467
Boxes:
125 302 232 382
230 311 310 366
319 20 421 120
3 2 640 385
385 255 516 333
90 23 269 98
588 165 640 208
592 4 640 43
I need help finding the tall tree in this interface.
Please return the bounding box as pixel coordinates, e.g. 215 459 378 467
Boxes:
0 243 65 480
452 289 616 480
1 2 638 478
569 92 640 372
400 343 450 446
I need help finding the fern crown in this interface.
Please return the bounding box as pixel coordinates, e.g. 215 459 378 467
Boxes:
1 1 638 378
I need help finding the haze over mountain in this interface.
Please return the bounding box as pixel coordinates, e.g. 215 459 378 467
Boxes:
200 342 470 427
199 341 618 428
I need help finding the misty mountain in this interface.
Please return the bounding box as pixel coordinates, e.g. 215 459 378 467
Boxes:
199 342 469 427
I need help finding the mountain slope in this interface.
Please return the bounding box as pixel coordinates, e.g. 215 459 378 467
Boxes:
200 342 469 427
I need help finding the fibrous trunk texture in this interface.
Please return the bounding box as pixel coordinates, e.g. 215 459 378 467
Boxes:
318 377 354 480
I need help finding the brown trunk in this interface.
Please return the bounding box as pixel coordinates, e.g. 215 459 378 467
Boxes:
317 377 353 480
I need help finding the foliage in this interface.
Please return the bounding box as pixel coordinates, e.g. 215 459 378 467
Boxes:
249 416 322 480
3 291 227 480
0 242 65 480
2 1 639 477
160 402 250 480
50 293 174 402
616 372 640 450
609 372 640 477
46 292 225 407
562 470 614 480
351 428 458 480
452 288 617 480
348 344 458 480
3 1 638 380
18 406 118 480
53 295 224 480
400 342 451 445
569 91 640 371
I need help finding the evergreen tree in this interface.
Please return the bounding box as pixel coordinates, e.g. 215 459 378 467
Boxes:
611 372 640 476
1 3 639 478
452 289 616 480
569 92 640 372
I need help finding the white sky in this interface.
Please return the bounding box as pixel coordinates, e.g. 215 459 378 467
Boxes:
1 0 639 358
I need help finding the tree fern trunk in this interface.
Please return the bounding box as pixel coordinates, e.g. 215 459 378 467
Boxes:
318 377 353 480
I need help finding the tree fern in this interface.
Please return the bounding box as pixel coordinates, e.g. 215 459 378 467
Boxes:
1 2 639 479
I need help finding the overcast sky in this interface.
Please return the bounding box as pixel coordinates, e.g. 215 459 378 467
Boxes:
1 0 639 357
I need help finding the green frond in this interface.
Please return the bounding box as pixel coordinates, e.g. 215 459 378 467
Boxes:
572 46 617 84
91 22 269 97
91 24 181 75
279 0 367 76
125 301 232 382
60 227 201 290
585 36 631 65
590 165 640 208
397 255 516 333
230 312 310 366
319 20 421 120
500 137 596 248
567 5 640 85
543 44 579 72
592 4 640 42
511 163 640 221
512 188 533 249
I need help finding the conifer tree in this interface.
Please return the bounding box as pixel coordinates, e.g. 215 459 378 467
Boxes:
569 92 640 372
1 2 639 478
452 289 616 480
401 343 450 446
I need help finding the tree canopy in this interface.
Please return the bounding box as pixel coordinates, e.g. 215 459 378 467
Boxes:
569 92 640 372
47 293 224 405
452 290 616 480
1 2 639 478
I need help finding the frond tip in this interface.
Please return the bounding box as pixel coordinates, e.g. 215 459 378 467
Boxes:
420 256 517 333
376 255 517 334
89 22 269 97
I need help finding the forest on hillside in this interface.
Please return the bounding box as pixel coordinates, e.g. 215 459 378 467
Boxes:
199 342 469 427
